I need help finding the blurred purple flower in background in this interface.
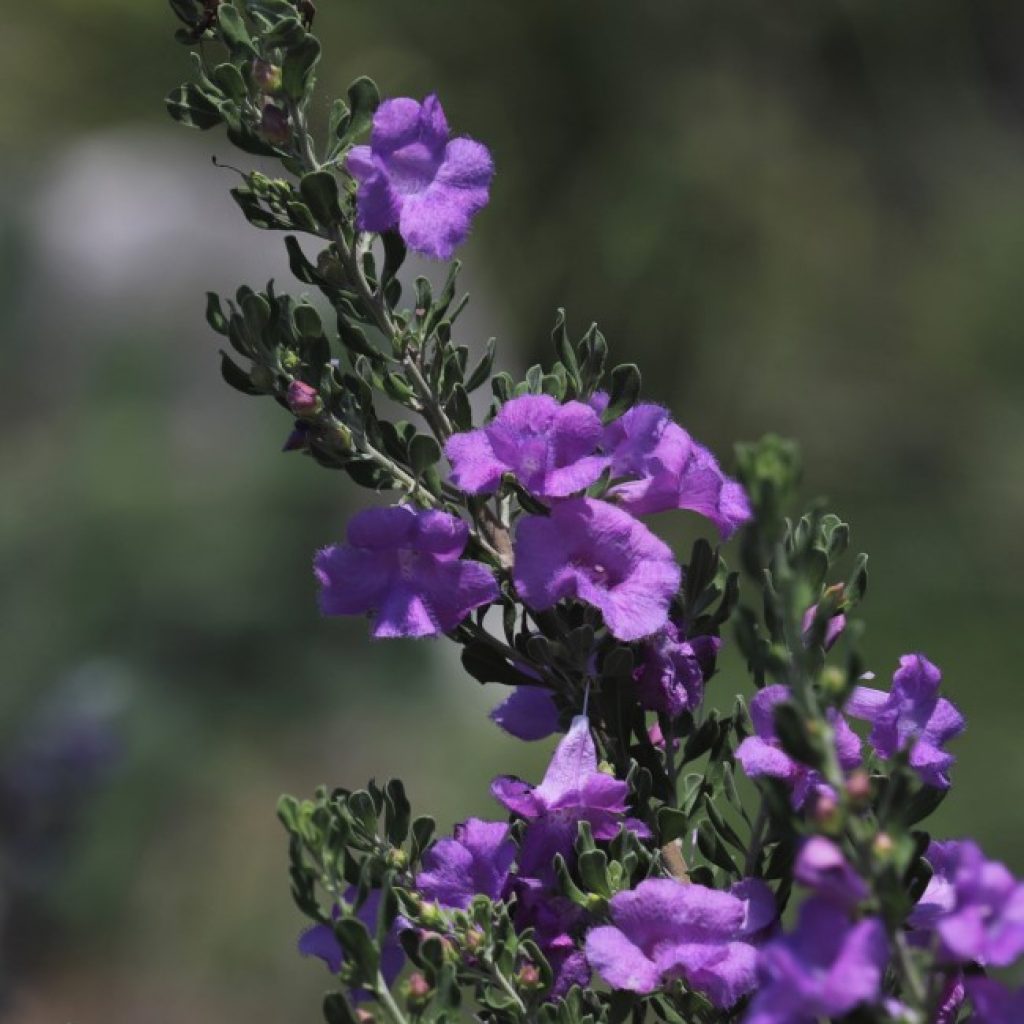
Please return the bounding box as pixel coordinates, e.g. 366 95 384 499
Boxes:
347 94 493 259
908 839 1024 967
966 978 1024 1023
744 899 889 1023
735 685 861 808
793 837 868 910
298 888 404 996
314 505 498 638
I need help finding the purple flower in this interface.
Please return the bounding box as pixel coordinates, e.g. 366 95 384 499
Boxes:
314 505 498 639
346 94 493 260
513 498 681 642
845 653 965 789
966 978 1024 1024
584 877 775 1007
800 601 846 651
445 395 610 499
908 839 1024 967
599 402 752 539
282 420 312 452
298 888 405 997
491 715 651 881
793 837 868 910
511 879 592 997
634 626 720 718
490 686 561 741
734 685 861 809
744 898 889 1023
416 818 516 910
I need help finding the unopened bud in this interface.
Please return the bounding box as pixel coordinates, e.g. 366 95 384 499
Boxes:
821 666 845 696
418 902 446 929
252 59 283 95
846 769 871 805
462 926 485 955
385 847 408 870
260 104 291 145
517 963 542 990
873 832 895 858
287 380 321 416
355 1011 375 1024
404 972 432 1010
812 788 841 832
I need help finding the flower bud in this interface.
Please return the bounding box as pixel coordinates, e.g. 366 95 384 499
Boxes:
517 963 542 991
820 666 846 696
873 832 895 859
287 380 321 416
812 788 842 833
417 902 446 929
260 104 291 145
355 1011 375 1024
846 769 871 806
403 972 432 1011
462 926 485 955
385 847 408 871
252 59 283 95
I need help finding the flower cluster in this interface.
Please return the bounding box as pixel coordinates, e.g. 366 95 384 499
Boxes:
166 9 1020 1024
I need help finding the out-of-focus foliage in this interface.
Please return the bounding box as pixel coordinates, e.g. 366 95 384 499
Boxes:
1 1 1023 1020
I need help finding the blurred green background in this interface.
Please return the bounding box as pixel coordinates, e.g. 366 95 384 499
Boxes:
2 1 1023 1019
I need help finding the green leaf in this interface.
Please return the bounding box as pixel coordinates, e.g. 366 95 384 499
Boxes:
383 780 411 845
283 34 321 100
410 816 435 863
345 77 381 141
602 363 642 423
323 993 361 1024
217 4 255 55
299 171 342 226
166 83 222 130
696 819 739 875
211 63 248 104
445 384 472 431
657 806 689 845
409 435 442 476
464 338 496 393
219 351 261 395
328 98 352 141
205 293 228 336
335 917 379 983
772 703 823 769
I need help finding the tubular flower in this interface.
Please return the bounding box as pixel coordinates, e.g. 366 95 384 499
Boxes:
845 653 965 789
445 394 610 499
314 505 498 639
416 818 516 910
734 685 861 809
585 877 776 1007
599 401 752 539
513 497 681 642
490 715 651 881
346 94 493 259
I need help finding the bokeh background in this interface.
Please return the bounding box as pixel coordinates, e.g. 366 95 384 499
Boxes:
2 1 1023 1019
